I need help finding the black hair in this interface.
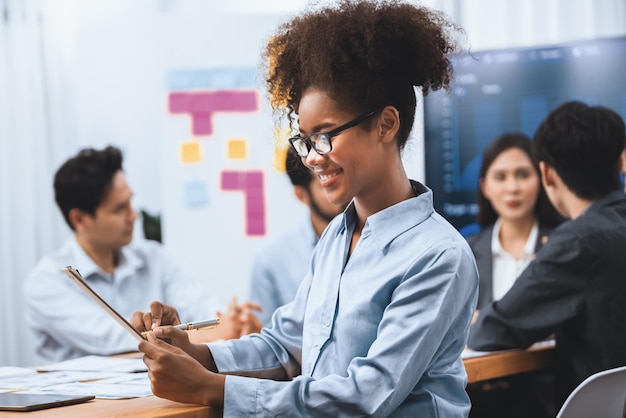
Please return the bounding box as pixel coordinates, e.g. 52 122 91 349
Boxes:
533 101 625 200
477 133 562 228
285 147 314 189
54 146 123 230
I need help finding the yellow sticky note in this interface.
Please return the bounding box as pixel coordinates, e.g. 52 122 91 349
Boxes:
180 141 201 163
273 127 292 172
274 146 288 173
227 139 247 160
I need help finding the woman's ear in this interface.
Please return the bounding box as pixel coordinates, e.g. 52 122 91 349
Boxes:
378 106 400 143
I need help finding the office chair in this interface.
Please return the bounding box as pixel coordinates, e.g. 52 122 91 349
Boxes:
556 365 626 418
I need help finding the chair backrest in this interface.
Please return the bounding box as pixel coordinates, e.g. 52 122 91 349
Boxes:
557 365 626 418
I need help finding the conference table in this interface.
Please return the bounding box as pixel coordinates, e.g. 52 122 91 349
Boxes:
0 343 554 417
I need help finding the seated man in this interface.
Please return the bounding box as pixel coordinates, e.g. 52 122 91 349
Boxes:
469 101 626 406
24 145 259 363
248 148 345 326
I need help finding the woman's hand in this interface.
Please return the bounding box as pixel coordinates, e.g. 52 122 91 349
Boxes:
131 301 181 333
139 330 224 406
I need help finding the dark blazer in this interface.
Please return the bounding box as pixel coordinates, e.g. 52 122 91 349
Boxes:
466 222 553 310
469 191 626 404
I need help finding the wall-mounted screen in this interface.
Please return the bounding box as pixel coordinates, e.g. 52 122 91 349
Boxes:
423 36 626 232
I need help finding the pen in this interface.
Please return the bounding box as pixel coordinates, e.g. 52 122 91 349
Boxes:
141 318 220 338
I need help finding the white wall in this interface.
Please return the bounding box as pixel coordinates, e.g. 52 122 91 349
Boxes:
459 0 626 50
69 3 307 305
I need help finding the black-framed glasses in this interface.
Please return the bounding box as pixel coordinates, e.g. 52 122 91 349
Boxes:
288 108 381 157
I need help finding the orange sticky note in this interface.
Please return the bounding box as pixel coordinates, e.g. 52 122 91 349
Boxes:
181 141 201 163
227 139 247 160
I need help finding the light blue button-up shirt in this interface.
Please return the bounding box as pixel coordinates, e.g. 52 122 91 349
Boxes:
248 217 318 326
24 238 220 363
209 183 478 417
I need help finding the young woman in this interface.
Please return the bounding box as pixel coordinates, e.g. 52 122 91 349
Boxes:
132 1 478 416
467 133 562 310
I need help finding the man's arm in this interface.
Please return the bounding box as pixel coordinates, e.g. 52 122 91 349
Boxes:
469 230 589 350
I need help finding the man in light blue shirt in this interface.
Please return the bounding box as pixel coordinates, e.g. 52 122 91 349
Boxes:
248 148 345 326
24 146 257 363
25 236 218 363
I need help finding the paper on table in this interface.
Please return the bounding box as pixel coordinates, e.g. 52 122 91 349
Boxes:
36 355 147 373
96 372 150 385
24 380 152 399
0 367 37 379
0 371 122 390
0 369 152 399
461 349 493 359
462 339 556 359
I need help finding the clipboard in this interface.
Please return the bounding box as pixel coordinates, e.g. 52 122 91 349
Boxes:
61 266 146 342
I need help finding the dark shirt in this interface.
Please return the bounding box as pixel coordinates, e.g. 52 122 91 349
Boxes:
468 190 626 404
467 222 554 310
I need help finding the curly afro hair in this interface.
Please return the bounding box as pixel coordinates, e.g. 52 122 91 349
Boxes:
263 0 462 150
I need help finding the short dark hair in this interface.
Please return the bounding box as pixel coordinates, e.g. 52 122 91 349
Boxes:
477 133 562 228
54 146 123 230
533 101 625 200
285 147 314 189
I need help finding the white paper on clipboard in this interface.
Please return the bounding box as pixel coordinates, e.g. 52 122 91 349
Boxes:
61 266 146 342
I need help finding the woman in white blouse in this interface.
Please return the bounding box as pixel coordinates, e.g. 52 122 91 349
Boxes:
467 133 563 310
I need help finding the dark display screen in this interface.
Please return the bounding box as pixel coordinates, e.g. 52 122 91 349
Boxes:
424 36 626 232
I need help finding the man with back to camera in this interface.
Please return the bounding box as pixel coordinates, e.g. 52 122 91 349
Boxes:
469 101 626 407
24 145 260 363
248 147 346 326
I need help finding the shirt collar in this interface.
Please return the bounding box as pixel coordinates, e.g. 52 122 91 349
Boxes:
337 181 434 252
579 190 626 217
490 218 539 257
68 237 145 281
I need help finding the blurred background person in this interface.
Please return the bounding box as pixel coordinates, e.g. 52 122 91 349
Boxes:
620 137 626 193
467 133 563 311
248 148 346 327
24 146 260 363
469 101 626 414
466 133 562 418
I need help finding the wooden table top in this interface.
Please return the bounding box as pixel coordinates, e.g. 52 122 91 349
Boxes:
464 342 555 383
0 343 554 417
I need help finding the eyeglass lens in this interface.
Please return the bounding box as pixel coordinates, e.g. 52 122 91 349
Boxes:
295 133 331 157
290 108 381 158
